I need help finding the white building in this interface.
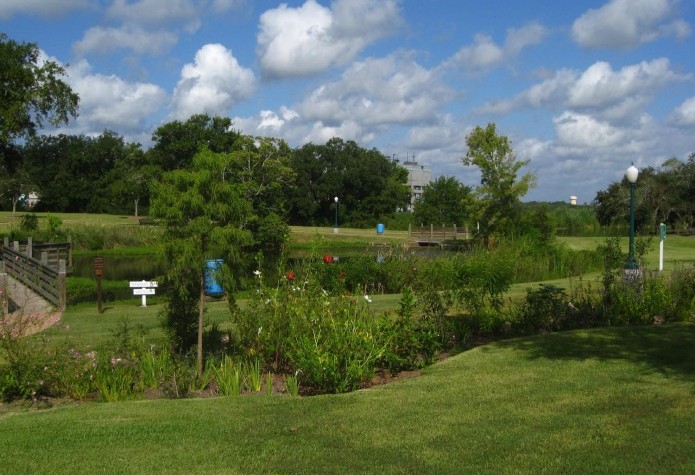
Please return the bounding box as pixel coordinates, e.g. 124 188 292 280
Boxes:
402 160 431 211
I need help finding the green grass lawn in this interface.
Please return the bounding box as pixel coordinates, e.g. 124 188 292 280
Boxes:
558 235 695 271
1 323 693 474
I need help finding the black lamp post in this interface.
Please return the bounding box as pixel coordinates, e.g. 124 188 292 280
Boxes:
624 164 639 271
333 196 339 233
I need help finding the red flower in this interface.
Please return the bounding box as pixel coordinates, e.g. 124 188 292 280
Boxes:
323 254 334 264
286 271 296 281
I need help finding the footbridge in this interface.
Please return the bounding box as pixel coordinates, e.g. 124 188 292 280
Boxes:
1 238 69 328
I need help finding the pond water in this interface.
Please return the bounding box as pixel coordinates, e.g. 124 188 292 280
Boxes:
71 247 458 281
71 254 168 281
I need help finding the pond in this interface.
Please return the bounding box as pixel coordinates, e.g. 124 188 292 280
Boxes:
71 254 168 281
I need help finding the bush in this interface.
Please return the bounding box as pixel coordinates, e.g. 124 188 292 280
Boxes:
517 284 572 334
667 266 695 320
66 277 132 305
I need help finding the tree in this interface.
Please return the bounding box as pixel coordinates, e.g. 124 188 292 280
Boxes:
150 148 252 376
413 176 474 227
0 142 33 214
593 156 695 233
108 144 154 217
0 33 79 145
463 123 536 239
23 131 133 213
216 135 296 218
149 114 241 171
288 138 410 226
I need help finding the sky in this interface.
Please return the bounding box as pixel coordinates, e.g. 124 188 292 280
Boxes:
2 0 694 203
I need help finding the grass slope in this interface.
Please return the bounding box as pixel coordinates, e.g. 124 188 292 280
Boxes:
1 324 693 474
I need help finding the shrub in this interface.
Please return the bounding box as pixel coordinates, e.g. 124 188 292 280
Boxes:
517 284 572 334
379 288 442 373
667 266 695 320
66 277 132 305
453 248 513 316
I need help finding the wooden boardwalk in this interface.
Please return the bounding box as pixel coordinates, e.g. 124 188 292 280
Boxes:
2 275 62 334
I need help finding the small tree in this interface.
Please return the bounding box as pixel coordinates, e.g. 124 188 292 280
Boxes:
151 148 252 376
413 176 474 227
463 123 536 240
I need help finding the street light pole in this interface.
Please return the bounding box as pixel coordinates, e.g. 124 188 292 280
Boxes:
333 196 339 234
624 164 639 278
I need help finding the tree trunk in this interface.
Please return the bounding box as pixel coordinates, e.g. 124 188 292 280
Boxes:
197 267 205 378
134 198 139 217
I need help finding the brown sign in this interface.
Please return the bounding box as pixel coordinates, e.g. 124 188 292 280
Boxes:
93 257 104 277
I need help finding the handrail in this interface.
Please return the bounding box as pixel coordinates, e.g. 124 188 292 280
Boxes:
1 246 66 309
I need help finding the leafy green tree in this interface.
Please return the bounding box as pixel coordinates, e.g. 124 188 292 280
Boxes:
215 135 296 218
23 131 134 213
593 156 695 233
0 142 33 214
463 123 536 239
413 176 474 227
149 114 241 171
151 148 252 376
288 138 410 226
0 33 79 145
108 145 155 216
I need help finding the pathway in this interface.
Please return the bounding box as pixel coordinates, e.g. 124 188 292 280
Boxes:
2 275 62 335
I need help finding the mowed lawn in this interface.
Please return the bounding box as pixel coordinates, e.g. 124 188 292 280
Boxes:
1 323 693 474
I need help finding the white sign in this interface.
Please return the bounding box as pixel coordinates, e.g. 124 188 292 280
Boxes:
130 280 158 306
133 288 156 295
130 281 158 288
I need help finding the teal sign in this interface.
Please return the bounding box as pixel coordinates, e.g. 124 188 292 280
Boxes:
660 223 666 241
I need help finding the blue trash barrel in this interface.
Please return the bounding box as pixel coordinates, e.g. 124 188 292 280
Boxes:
205 259 224 296
376 223 385 235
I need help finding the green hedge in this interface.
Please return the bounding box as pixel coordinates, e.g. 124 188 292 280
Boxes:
66 277 134 305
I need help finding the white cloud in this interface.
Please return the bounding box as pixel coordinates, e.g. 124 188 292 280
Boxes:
106 0 198 25
568 59 687 108
297 53 453 126
256 0 401 78
572 0 691 49
478 58 690 123
553 112 625 149
73 25 178 56
64 59 167 134
211 0 246 13
447 22 548 73
302 120 372 145
670 96 695 126
0 0 88 19
170 43 256 120
504 22 548 56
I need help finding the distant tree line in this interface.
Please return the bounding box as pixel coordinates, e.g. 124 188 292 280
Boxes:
1 114 412 228
594 155 695 234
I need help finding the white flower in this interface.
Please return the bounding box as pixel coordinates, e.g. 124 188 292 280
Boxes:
258 326 263 335
364 295 372 303
253 270 262 276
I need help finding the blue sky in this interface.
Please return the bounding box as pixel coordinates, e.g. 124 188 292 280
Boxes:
2 0 694 202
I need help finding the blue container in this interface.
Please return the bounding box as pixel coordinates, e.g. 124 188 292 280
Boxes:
376 223 385 235
205 259 224 296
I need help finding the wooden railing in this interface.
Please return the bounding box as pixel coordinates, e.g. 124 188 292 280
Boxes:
408 224 470 245
3 237 72 272
1 239 68 309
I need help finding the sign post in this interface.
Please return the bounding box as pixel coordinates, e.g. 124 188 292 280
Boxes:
659 223 666 272
93 257 104 314
130 280 158 307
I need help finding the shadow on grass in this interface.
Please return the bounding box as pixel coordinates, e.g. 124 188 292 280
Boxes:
488 323 695 380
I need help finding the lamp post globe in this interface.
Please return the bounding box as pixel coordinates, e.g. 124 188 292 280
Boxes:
333 196 339 233
624 164 639 274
